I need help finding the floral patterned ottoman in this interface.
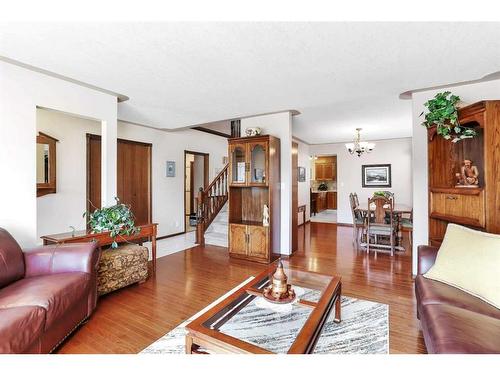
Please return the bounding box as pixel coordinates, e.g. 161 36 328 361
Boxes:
97 244 149 296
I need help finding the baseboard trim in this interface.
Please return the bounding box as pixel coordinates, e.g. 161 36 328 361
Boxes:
157 231 185 241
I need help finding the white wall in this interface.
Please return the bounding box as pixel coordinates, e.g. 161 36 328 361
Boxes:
0 60 117 247
36 109 101 239
34 110 228 243
295 139 311 221
411 78 500 274
241 111 293 255
310 138 413 224
117 122 228 237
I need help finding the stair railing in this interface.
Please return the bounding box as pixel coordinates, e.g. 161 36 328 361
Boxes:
196 164 229 245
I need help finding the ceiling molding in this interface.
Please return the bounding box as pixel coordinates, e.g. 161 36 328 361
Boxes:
193 126 231 138
399 70 500 99
292 136 310 145
0 55 129 102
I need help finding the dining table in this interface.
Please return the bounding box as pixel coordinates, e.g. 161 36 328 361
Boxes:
355 203 413 251
355 203 413 215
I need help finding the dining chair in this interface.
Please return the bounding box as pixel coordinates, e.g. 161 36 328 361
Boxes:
400 210 413 249
349 193 365 249
382 191 395 204
366 196 397 256
352 192 360 207
381 191 395 225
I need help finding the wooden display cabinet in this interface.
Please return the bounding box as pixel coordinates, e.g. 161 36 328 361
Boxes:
428 101 500 246
228 135 280 263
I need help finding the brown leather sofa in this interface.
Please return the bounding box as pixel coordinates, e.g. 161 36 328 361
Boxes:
416 245 500 354
0 228 100 353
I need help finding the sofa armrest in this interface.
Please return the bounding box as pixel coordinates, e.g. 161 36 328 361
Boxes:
23 242 100 278
417 245 439 275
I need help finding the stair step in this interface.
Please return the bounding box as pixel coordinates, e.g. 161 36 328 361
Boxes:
205 231 228 247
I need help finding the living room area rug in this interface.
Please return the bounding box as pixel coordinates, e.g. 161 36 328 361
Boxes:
140 277 389 354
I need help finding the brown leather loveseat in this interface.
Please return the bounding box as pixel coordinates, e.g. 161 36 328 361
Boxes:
0 228 100 353
415 245 500 353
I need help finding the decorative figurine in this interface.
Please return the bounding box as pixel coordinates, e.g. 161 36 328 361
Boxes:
245 127 262 137
263 204 270 226
455 159 479 187
263 260 296 304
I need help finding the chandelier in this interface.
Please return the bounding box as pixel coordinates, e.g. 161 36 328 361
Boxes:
345 128 375 157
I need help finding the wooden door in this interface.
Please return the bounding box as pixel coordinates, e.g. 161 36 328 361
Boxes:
87 134 101 212
87 135 152 226
229 224 247 255
117 139 152 226
229 143 248 186
247 225 267 258
248 140 268 186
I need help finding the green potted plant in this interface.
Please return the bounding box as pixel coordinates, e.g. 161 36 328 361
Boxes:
420 91 475 142
83 197 139 248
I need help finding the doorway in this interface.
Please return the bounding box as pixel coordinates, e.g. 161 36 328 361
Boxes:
310 154 338 223
184 151 209 233
87 134 152 226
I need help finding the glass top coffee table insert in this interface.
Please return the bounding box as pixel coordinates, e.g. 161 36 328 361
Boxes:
185 262 342 354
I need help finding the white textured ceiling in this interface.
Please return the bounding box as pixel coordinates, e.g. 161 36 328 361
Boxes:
1 22 499 144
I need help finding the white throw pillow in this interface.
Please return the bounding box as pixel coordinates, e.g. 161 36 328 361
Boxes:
424 224 500 309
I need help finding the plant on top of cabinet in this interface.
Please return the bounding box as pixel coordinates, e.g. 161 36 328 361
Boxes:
420 91 476 143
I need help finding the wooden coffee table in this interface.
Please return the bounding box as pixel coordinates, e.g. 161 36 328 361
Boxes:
185 260 342 354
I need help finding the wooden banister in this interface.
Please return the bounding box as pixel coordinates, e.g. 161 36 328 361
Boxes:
196 164 229 245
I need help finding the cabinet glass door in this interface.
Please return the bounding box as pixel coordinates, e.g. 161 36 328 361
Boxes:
249 142 267 185
230 144 247 185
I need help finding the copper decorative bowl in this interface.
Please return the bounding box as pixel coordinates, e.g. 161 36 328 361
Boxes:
263 284 296 304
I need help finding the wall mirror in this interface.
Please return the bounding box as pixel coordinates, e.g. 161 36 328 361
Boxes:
36 132 58 197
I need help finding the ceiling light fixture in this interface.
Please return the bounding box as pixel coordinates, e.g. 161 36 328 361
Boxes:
345 128 375 157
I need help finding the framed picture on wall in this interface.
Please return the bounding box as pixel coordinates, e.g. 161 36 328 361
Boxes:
362 164 391 188
166 161 176 177
298 166 306 182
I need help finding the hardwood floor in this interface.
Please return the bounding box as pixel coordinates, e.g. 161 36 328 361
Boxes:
57 222 426 354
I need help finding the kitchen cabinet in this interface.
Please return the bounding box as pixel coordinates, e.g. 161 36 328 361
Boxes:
314 157 336 180
312 191 327 212
327 192 337 210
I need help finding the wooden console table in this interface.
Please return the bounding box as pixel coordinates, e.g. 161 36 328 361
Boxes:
41 223 158 273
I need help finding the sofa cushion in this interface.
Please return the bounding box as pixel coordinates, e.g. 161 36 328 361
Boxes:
420 304 500 354
415 275 500 320
424 224 500 309
0 272 90 328
0 306 46 353
0 228 25 288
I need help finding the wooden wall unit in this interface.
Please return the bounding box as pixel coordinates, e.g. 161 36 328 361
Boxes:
228 135 280 263
428 101 500 246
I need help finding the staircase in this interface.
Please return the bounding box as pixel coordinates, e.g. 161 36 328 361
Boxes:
204 203 228 247
196 164 228 246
